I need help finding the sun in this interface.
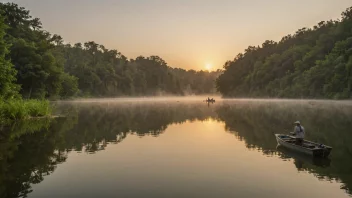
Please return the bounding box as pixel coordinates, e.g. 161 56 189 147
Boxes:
205 63 212 71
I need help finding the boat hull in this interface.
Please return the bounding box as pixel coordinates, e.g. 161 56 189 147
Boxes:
275 134 332 157
276 145 331 168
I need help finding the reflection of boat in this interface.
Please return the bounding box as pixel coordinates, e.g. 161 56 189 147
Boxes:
276 145 331 168
275 134 332 157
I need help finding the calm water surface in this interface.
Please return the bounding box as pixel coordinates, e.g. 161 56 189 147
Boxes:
1 98 352 198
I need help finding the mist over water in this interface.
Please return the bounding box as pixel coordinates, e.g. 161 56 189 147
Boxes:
1 98 352 198
57 96 220 103
2 1 352 197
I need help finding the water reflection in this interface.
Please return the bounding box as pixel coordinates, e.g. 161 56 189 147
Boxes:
0 118 70 198
276 146 332 168
216 101 352 195
0 100 351 197
54 102 218 154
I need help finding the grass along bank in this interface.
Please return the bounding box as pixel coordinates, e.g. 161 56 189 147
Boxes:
0 99 52 125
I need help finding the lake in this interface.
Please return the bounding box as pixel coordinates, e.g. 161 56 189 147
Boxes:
1 98 352 198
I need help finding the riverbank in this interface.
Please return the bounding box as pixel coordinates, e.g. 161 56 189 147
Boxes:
0 99 52 125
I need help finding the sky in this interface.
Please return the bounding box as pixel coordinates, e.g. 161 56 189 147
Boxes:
3 0 352 71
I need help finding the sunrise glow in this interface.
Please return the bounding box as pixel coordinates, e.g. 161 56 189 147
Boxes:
205 63 212 71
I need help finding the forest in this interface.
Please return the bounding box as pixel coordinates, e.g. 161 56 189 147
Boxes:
216 6 352 99
0 2 221 101
2 2 352 103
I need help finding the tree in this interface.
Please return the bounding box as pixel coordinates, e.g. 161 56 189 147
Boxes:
216 6 352 99
0 15 19 99
0 2 77 99
1 2 221 98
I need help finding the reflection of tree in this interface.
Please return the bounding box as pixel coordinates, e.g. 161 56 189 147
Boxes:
58 102 218 153
2 101 352 197
0 102 217 197
0 118 75 198
216 100 352 195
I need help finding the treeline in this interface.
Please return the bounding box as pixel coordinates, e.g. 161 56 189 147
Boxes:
216 6 352 99
0 3 221 100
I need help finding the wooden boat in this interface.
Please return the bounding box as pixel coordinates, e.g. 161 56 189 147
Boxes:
275 134 332 157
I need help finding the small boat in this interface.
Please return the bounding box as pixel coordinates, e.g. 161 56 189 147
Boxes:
205 99 215 103
275 134 332 157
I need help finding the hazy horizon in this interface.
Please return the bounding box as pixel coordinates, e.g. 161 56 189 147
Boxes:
3 0 352 71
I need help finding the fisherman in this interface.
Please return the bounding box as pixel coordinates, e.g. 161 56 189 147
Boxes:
293 121 305 145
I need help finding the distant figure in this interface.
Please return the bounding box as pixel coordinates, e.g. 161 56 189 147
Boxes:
294 121 305 145
205 97 215 103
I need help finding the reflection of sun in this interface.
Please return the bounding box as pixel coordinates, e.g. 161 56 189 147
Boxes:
203 118 217 126
205 63 212 71
201 118 222 138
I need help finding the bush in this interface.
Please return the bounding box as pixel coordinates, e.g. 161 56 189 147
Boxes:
0 99 28 120
25 100 52 117
0 99 52 124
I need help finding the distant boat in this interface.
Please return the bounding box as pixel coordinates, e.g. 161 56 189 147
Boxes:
205 98 215 103
275 134 332 157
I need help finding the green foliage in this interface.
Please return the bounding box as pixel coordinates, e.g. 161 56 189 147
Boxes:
0 2 77 99
0 99 52 124
60 43 222 96
25 99 52 117
217 6 352 99
0 2 220 99
0 100 28 121
0 7 53 123
0 15 19 99
60 73 79 98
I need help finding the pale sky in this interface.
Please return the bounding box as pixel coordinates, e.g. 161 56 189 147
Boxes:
3 0 352 70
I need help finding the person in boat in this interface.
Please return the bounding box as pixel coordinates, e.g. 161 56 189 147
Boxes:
293 121 305 145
